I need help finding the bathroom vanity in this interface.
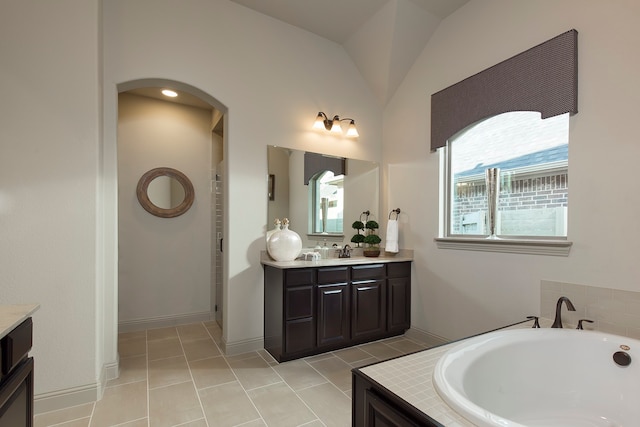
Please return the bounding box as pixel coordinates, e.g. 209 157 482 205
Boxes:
0 304 39 427
262 253 412 362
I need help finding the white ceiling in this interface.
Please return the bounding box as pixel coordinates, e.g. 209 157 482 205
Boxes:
229 0 469 105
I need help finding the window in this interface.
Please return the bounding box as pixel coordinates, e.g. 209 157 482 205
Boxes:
310 170 344 234
431 30 576 254
447 111 569 239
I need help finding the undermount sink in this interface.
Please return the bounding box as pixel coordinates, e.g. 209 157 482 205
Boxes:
433 328 639 427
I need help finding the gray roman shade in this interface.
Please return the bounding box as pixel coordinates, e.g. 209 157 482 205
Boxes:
304 152 346 184
431 29 578 152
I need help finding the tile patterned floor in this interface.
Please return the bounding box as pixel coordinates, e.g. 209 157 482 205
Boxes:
35 322 439 427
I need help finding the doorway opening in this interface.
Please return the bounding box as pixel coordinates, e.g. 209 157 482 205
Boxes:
116 79 226 333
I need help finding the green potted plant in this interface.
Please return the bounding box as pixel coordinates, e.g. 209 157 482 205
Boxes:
350 220 365 247
363 220 381 257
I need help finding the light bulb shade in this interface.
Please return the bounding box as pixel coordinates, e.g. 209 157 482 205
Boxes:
330 116 342 133
346 120 359 137
313 112 358 137
313 113 327 130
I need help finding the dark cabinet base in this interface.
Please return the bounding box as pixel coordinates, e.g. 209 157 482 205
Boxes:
352 370 442 427
264 262 411 363
0 318 34 427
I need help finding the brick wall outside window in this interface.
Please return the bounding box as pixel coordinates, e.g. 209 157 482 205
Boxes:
452 171 568 235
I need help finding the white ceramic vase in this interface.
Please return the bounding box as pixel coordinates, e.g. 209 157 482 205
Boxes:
267 221 302 262
266 218 281 243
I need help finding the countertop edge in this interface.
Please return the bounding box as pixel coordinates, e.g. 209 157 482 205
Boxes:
0 304 40 339
260 249 413 268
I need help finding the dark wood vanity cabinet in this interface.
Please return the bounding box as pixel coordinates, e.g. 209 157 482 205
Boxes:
264 261 411 362
0 318 34 427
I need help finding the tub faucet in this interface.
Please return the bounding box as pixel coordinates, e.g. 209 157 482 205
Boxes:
551 296 576 328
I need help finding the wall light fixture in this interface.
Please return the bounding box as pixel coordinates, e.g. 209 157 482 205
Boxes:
313 112 359 137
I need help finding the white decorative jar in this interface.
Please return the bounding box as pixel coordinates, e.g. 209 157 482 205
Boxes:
267 218 302 261
266 218 281 243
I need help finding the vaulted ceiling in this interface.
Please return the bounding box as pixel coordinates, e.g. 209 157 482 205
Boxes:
229 0 469 106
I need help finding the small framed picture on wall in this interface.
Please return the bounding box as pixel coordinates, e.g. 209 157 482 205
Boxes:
268 174 275 201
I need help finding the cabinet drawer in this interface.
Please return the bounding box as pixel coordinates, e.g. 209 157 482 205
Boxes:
285 285 314 320
387 262 411 278
351 264 385 281
285 318 316 354
317 266 349 284
285 268 315 286
1 318 33 376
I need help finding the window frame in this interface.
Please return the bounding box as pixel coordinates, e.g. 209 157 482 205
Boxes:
308 170 344 237
437 145 572 256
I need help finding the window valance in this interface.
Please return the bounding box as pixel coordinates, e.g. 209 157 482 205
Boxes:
304 152 346 184
430 29 578 152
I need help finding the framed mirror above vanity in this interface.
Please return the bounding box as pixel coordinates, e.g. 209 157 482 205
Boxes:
267 146 379 248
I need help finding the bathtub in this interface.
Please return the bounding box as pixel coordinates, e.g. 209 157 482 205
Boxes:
433 328 639 427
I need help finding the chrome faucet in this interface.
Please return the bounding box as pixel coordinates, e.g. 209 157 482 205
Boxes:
337 245 352 258
551 296 576 328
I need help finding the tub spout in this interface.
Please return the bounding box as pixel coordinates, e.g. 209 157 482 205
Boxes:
551 296 576 328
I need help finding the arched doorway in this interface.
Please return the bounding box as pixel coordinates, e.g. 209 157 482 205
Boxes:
115 79 227 335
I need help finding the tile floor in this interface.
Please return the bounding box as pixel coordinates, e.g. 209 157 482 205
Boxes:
34 321 439 427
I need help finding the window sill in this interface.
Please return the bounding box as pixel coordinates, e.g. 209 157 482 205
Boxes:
434 237 572 256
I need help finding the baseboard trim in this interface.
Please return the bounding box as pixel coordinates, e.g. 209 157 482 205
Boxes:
35 358 119 415
405 327 449 347
35 382 100 415
118 311 213 333
104 358 119 383
220 336 264 356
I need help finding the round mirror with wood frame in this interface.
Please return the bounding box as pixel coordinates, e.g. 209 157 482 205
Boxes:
136 167 195 218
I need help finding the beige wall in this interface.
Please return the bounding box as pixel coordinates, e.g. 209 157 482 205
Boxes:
117 93 212 329
383 0 640 340
102 0 384 354
0 0 104 405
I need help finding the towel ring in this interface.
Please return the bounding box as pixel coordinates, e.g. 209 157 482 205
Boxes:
389 208 401 219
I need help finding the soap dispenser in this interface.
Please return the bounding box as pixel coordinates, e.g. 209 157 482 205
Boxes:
320 240 329 259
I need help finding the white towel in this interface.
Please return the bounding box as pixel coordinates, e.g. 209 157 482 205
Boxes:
385 219 399 253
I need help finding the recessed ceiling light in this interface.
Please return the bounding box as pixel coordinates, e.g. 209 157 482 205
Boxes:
161 89 178 98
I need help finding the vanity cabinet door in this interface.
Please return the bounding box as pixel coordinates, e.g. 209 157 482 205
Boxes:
387 277 410 333
351 280 386 340
317 283 350 347
387 262 411 333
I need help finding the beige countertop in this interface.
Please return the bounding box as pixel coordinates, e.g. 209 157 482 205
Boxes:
260 249 413 268
0 304 40 339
